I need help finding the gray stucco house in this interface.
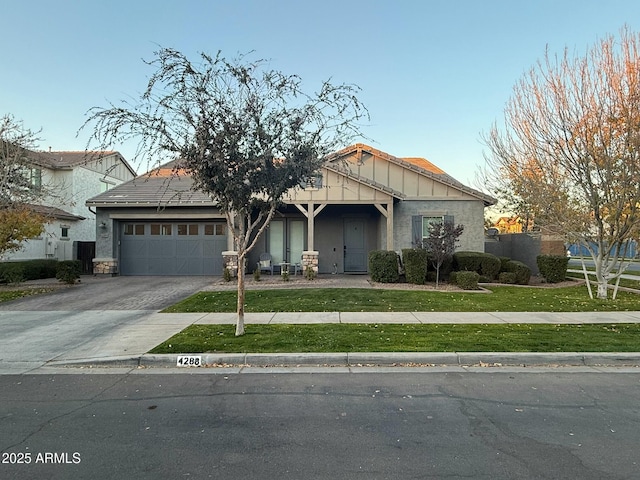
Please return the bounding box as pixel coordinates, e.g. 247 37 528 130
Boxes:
86 144 495 275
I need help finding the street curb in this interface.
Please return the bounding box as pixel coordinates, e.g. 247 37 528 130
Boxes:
47 352 640 369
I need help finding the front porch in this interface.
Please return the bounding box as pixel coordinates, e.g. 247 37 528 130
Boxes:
246 203 396 275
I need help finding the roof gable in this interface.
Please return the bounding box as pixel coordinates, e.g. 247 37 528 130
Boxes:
326 144 495 206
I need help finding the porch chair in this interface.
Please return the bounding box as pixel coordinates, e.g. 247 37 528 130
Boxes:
258 253 274 275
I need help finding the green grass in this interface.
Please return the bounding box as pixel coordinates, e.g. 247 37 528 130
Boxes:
150 323 640 354
0 289 50 303
162 285 640 313
567 271 640 290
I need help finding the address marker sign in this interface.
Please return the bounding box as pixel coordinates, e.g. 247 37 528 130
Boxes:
176 355 202 367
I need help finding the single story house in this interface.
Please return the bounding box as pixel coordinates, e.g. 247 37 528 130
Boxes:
86 144 495 275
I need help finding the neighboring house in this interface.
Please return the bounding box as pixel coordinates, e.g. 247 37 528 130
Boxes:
494 215 534 234
495 216 522 233
5 150 136 271
86 144 495 276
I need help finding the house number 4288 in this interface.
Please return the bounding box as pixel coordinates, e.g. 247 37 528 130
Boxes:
176 355 202 367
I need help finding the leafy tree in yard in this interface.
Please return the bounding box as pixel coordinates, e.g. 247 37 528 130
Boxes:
84 48 368 335
423 220 464 288
481 26 640 299
0 115 46 258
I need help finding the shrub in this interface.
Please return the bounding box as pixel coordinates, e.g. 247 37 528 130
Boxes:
498 271 517 284
455 270 480 290
304 266 317 280
56 260 81 285
1 264 25 284
223 267 232 282
503 260 531 285
448 271 458 285
253 268 261 281
453 251 501 280
402 248 428 285
0 259 58 281
480 254 501 280
368 250 399 283
537 255 569 283
499 256 511 272
426 252 455 279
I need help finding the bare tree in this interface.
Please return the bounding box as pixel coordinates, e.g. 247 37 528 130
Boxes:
0 115 46 257
423 220 463 288
84 48 368 334
481 27 640 299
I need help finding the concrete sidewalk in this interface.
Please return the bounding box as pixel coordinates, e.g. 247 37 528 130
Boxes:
3 274 640 373
28 309 640 372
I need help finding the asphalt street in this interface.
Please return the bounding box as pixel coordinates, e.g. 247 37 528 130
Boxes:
1 371 639 480
1 276 639 479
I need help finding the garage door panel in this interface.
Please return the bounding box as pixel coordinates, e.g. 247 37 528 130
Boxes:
176 239 202 257
177 257 204 275
120 222 226 275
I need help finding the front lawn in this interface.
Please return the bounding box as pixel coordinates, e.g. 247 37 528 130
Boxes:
150 323 640 354
0 289 51 303
162 285 640 313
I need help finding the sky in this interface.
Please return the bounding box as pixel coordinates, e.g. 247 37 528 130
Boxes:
3 0 640 189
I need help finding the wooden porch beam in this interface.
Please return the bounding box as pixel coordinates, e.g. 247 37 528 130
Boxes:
294 204 309 218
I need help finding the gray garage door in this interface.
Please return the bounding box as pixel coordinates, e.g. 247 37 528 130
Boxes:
120 222 227 275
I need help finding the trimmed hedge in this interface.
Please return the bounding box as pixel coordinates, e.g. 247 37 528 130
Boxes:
498 271 517 284
453 251 501 280
402 248 428 285
503 260 531 285
537 255 569 283
368 250 399 283
0 259 59 283
455 270 480 290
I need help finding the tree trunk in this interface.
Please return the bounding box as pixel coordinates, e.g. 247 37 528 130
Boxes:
235 255 246 336
593 252 609 300
595 276 609 300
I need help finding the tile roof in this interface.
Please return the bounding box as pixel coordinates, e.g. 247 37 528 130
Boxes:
400 157 446 175
28 204 85 221
86 168 215 207
25 150 137 176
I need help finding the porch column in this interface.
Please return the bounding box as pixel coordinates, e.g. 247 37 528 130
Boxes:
221 251 238 277
226 213 235 251
307 202 314 251
386 201 393 250
301 250 319 273
295 203 327 252
374 202 394 251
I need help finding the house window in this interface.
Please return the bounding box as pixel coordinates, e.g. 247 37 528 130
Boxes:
178 224 199 235
422 216 444 243
204 224 225 236
124 224 145 235
21 166 42 191
412 215 453 246
60 225 70 239
100 180 115 192
150 224 172 235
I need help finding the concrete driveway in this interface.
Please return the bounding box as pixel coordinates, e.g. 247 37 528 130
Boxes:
0 276 215 373
0 275 214 311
